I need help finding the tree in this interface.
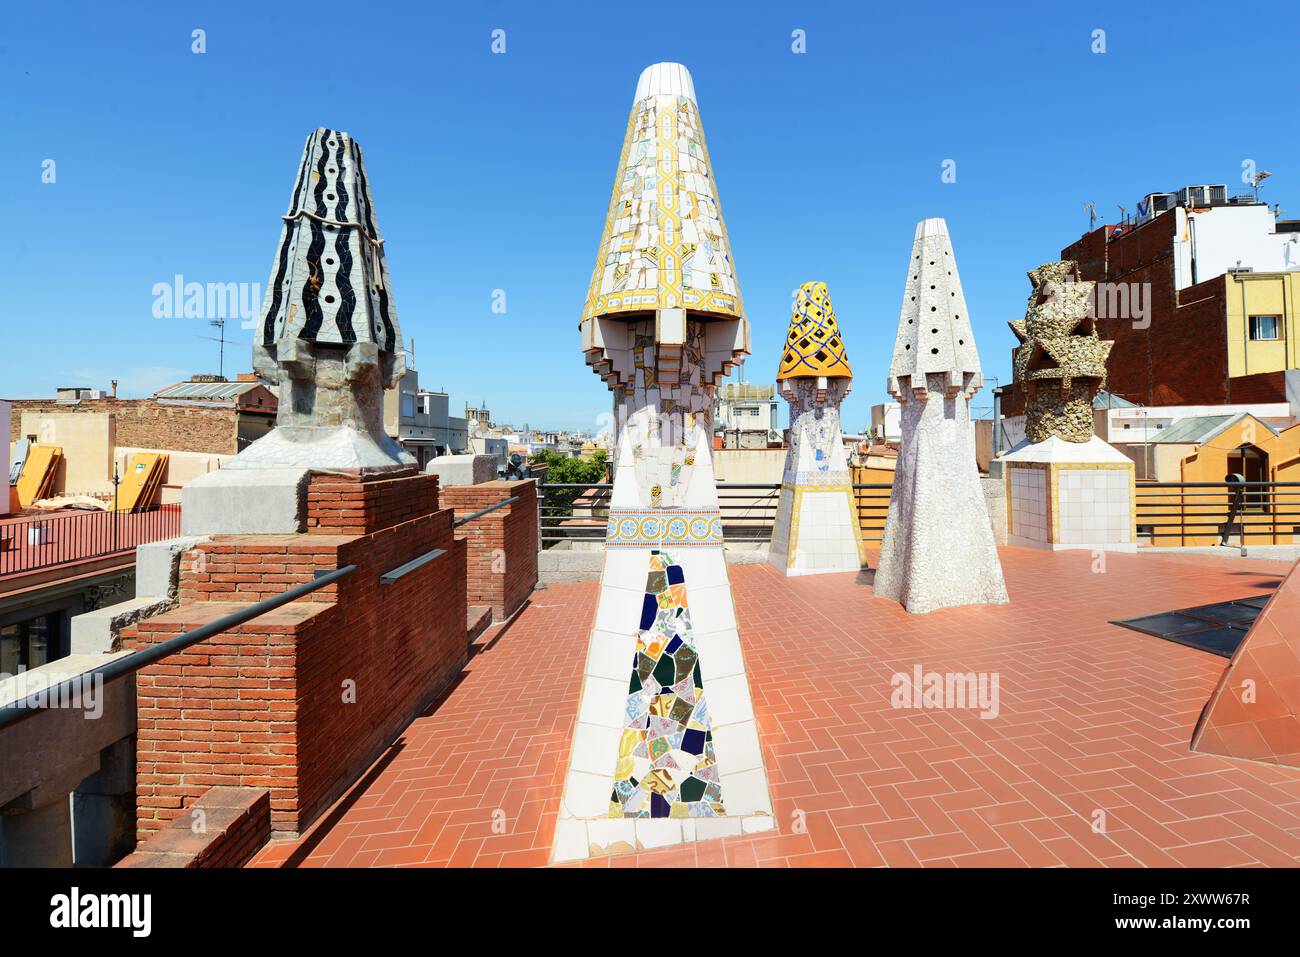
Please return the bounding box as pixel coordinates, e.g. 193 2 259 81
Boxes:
531 450 609 544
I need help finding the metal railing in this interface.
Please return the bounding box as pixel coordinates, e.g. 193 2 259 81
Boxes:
452 495 519 529
1134 481 1300 545
539 482 893 546
0 504 182 578
0 565 356 730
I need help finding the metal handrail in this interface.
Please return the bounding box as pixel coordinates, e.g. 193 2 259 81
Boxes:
0 564 357 730
0 503 182 578
1134 479 1300 545
452 495 519 528
1137 481 1300 488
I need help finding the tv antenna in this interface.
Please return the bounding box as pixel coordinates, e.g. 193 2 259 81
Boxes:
210 319 227 378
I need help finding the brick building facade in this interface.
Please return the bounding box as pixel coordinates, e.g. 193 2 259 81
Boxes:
9 398 252 455
1002 204 1300 415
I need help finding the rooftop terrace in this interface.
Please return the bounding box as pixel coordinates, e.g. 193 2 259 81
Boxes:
249 547 1300 868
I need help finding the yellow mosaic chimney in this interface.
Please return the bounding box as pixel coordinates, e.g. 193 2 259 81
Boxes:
777 281 853 381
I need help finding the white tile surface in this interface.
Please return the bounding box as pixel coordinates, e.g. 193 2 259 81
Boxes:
560 770 611 818
577 676 629 729
719 768 773 815
585 629 636 681
551 819 589 863
707 673 756 726
711 720 764 772
568 722 622 776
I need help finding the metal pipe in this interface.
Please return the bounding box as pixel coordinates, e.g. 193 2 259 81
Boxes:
452 495 519 528
0 564 357 730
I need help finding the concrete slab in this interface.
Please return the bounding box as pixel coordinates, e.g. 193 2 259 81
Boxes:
181 467 311 536
425 454 497 487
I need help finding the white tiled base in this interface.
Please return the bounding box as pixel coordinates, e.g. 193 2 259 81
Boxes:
553 461 774 863
1004 437 1136 553
770 488 863 576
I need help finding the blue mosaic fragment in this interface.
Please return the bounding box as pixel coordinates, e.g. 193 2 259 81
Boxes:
640 594 658 630
682 728 705 755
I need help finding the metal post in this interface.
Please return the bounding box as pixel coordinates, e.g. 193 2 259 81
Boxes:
112 463 120 553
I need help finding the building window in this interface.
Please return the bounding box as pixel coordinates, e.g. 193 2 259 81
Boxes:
0 614 56 673
1248 315 1281 341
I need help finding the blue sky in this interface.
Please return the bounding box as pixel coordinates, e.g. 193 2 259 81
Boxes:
4 0 1297 432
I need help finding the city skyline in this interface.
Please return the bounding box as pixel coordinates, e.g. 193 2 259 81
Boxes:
4 0 1297 431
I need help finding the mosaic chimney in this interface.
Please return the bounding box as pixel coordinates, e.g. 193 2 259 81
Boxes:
874 218 1009 614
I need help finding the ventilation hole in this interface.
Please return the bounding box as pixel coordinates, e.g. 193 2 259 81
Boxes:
326 258 335 265
324 295 335 303
929 260 935 265
930 348 939 354
905 344 911 350
328 167 336 173
959 339 965 345
930 285 935 290
931 328 938 334
910 296 916 301
327 193 335 200
930 306 937 312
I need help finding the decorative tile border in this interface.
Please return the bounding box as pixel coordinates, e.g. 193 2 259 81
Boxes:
606 507 724 548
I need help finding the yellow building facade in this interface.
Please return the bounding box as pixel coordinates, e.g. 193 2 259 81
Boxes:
1224 272 1300 379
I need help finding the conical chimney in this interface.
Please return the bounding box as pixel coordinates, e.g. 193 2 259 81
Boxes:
254 127 405 390
888 218 982 400
580 62 749 394
777 281 853 383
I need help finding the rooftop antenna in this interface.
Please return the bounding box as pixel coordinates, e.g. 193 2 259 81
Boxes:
209 319 226 378
1116 204 1127 226
1252 169 1272 202
1084 200 1097 230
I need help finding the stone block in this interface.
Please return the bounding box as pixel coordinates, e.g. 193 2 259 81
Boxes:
424 454 497 487
181 467 310 535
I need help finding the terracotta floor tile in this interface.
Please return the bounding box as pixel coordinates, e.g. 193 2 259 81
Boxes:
247 551 1300 869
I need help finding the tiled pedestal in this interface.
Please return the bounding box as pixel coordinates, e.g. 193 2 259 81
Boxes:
768 379 866 577
1004 436 1136 552
553 429 774 864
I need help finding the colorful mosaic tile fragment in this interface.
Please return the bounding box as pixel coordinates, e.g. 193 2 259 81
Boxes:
611 550 724 819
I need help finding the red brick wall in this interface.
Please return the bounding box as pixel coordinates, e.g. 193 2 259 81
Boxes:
440 480 538 620
306 470 438 533
117 787 271 868
1005 215 1235 414
123 471 468 839
7 398 248 454
1228 371 1287 404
